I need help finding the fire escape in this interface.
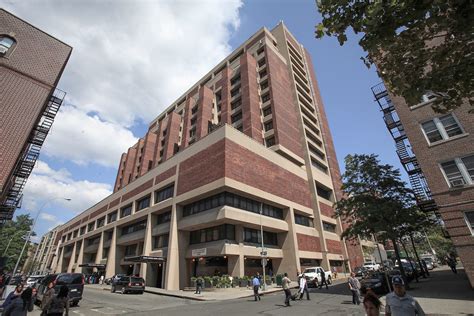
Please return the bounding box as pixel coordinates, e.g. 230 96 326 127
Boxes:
0 89 66 223
371 83 438 213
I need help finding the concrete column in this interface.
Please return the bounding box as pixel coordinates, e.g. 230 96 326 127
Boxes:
234 225 245 277
75 240 85 273
66 243 78 273
140 213 153 280
52 244 63 273
178 230 187 289
105 227 117 278
279 207 300 279
165 202 180 290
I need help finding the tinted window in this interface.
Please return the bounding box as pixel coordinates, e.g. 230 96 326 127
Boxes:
56 274 83 285
131 277 144 283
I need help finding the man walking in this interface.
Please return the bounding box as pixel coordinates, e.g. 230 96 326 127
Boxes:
252 273 261 301
282 273 291 307
298 273 310 300
195 277 203 294
348 272 361 305
319 269 328 289
385 276 425 315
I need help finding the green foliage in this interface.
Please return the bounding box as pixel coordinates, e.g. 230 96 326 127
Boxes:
316 1 473 113
0 214 35 272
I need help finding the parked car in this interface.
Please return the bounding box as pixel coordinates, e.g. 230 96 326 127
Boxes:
360 272 391 295
422 258 435 270
354 266 369 278
104 277 112 285
111 276 145 294
36 273 84 306
26 275 45 288
303 267 332 287
363 262 381 271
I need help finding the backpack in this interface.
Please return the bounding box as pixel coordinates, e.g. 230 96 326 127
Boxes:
47 296 67 314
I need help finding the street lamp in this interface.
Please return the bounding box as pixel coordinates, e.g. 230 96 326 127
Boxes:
2 231 28 256
13 197 71 275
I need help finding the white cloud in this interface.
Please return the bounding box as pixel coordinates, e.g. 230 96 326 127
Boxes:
22 161 112 214
4 0 242 127
39 212 64 226
43 105 138 167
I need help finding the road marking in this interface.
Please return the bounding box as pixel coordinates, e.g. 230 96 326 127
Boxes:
91 308 128 314
72 311 86 316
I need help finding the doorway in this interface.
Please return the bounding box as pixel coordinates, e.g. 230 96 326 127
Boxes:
156 263 164 288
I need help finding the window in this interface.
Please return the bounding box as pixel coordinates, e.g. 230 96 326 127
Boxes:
122 220 147 236
257 47 264 55
97 217 105 228
311 158 328 174
156 211 171 225
190 117 197 126
189 127 196 138
87 236 101 246
243 228 278 246
261 93 270 103
230 74 241 86
264 121 273 132
316 183 332 201
80 226 86 235
231 98 242 110
155 184 174 203
87 222 95 232
262 106 272 117
322 221 337 233
102 247 109 259
189 224 235 244
260 80 269 90
107 211 117 224
258 58 266 68
191 106 198 115
464 211 474 235
441 155 474 187
230 87 240 97
121 204 132 218
421 114 463 144
0 36 15 55
124 244 137 256
105 230 113 241
183 191 283 219
265 136 275 147
231 111 242 123
136 195 151 211
295 214 314 227
153 234 169 249
73 230 78 238
215 91 222 103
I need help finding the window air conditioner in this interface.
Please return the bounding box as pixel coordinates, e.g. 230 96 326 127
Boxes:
451 179 465 187
0 46 8 55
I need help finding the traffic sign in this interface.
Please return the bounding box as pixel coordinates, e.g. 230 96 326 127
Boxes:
261 258 268 266
260 251 267 257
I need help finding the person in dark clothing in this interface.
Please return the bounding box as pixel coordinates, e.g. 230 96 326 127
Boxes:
194 277 202 294
1 284 23 310
319 270 328 290
447 256 457 274
44 285 69 316
2 287 34 316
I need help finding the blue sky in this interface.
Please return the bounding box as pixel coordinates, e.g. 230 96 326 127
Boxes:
6 0 404 240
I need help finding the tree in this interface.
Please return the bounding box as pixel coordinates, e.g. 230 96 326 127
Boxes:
315 1 473 113
0 214 35 272
334 154 427 284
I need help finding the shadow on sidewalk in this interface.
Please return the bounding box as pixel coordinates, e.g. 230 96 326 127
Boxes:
407 268 474 301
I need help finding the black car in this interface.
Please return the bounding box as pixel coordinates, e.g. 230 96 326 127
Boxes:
36 273 84 306
354 266 368 278
111 276 145 294
360 272 391 295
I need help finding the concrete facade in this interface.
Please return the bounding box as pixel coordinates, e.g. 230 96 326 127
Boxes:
0 9 72 220
30 226 60 275
50 23 363 290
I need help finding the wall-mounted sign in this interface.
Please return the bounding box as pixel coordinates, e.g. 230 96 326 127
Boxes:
192 248 207 257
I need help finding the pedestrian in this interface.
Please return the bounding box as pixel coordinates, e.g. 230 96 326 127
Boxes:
99 275 104 285
319 269 328 290
282 273 291 307
332 266 338 279
44 285 69 316
363 293 382 316
41 282 55 316
252 273 261 301
385 276 425 316
298 273 310 300
447 255 457 274
1 284 24 310
348 272 361 305
194 277 202 294
1 287 34 316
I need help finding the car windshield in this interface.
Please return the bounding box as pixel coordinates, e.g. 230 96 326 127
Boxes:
304 269 315 273
56 274 83 285
131 277 143 283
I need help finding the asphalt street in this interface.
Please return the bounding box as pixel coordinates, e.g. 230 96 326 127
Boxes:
28 282 366 316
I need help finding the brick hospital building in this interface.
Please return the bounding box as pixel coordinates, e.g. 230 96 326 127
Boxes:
51 23 364 290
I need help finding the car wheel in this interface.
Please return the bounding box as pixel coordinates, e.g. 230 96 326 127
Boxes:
139 291 144 295
111 286 115 293
327 276 332 285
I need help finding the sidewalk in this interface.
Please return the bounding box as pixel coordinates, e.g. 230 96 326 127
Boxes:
90 274 351 301
380 266 474 315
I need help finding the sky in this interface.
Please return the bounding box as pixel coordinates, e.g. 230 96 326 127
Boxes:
4 0 404 241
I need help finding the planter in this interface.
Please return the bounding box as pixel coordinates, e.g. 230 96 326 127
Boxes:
239 280 248 287
265 279 272 286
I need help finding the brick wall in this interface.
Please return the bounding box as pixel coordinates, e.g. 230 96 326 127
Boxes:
297 233 321 252
326 239 343 254
196 86 214 139
240 52 262 141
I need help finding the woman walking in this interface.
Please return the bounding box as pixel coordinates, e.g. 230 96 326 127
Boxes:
2 287 34 316
43 285 69 316
41 282 55 316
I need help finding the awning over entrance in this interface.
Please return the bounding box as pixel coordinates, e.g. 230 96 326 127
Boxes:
124 255 166 263
79 263 106 269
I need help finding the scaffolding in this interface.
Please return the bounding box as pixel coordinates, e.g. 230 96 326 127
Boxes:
371 83 438 213
0 89 66 224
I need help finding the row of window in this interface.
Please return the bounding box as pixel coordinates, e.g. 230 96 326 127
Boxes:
243 228 278 246
190 224 235 245
294 214 314 227
153 234 169 249
122 220 147 236
182 191 284 219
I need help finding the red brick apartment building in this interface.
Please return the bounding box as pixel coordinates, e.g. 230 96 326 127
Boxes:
0 9 72 223
372 84 474 287
51 22 365 290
